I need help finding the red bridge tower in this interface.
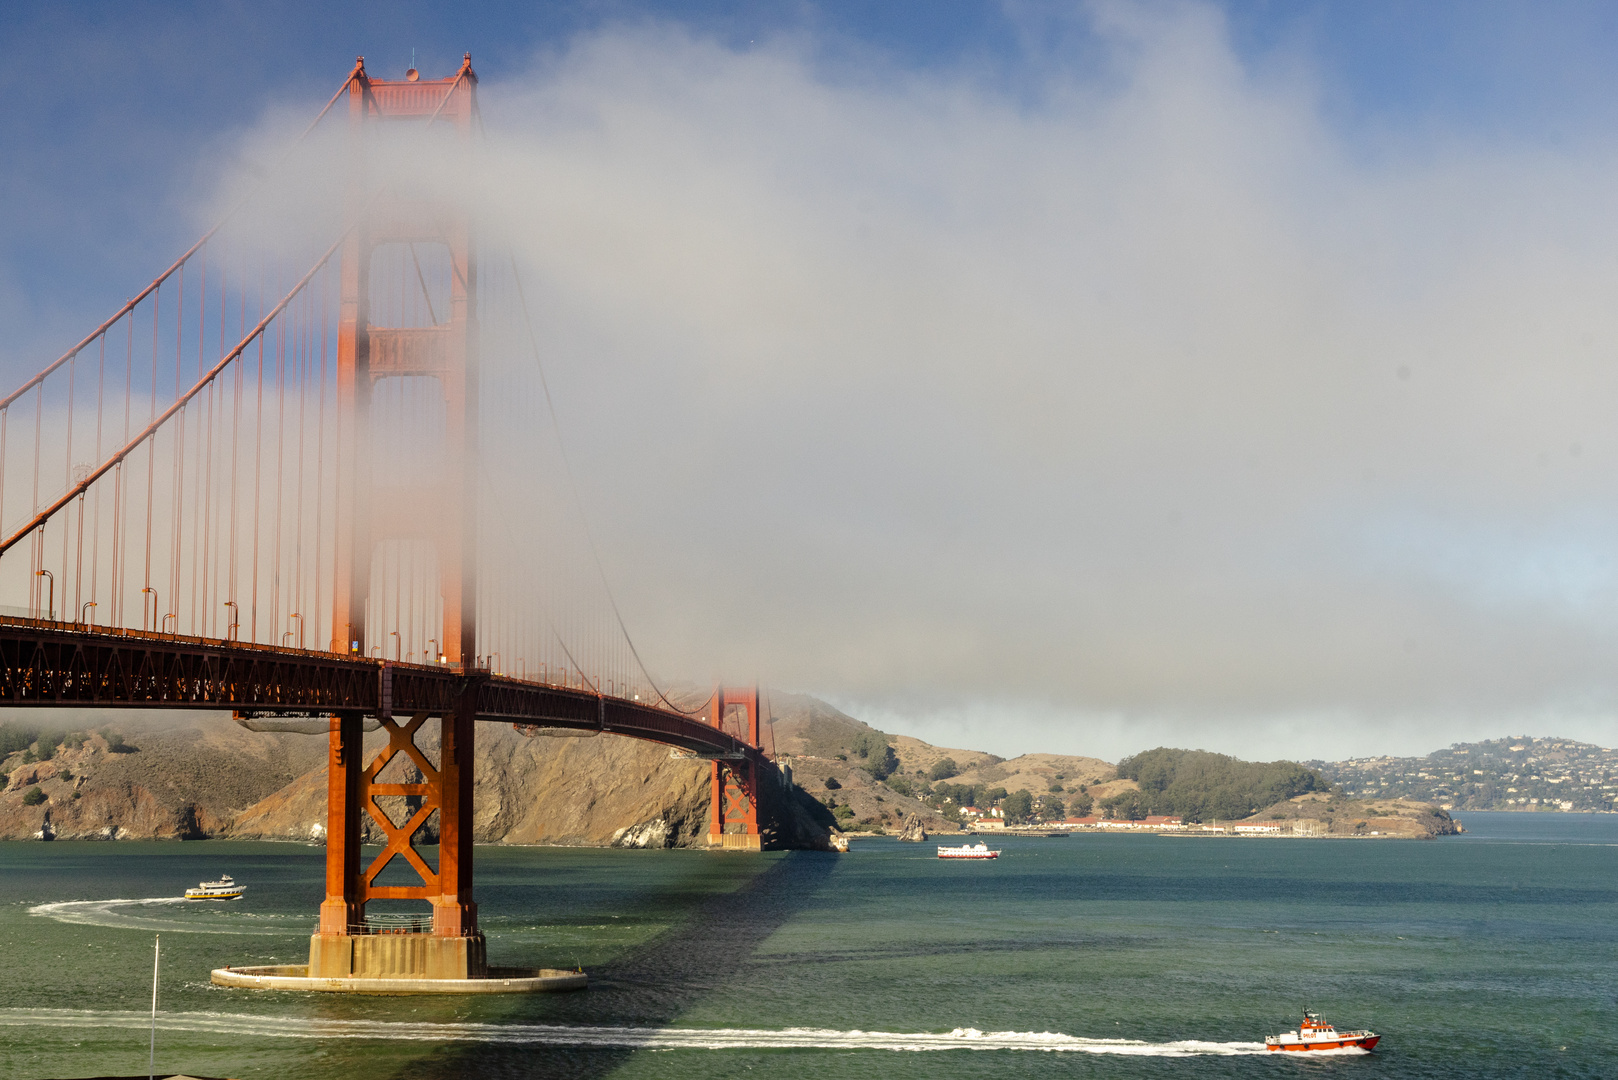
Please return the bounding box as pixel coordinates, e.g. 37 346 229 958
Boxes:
311 55 485 981
710 686 764 851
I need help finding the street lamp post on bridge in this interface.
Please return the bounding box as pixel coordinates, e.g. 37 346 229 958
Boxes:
34 570 52 622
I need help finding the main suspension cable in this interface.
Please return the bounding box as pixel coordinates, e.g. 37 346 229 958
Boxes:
507 255 710 718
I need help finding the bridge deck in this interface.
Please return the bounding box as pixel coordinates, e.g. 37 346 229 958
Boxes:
0 618 758 761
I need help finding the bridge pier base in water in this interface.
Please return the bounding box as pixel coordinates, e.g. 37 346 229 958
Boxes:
214 690 585 995
305 695 489 983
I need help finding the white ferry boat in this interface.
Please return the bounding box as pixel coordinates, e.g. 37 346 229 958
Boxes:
185 875 245 901
1265 1012 1379 1052
936 842 1000 860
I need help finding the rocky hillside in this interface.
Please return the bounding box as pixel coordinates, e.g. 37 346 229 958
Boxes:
1248 792 1463 838
1 699 1480 846
1311 736 1618 812
767 696 1115 831
0 714 327 840
0 710 834 849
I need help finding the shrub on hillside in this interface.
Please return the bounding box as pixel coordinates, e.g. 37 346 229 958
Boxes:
928 758 959 781
849 731 883 760
849 731 898 780
823 776 841 790
21 787 46 806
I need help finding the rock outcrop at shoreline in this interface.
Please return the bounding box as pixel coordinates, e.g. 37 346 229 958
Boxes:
895 813 928 842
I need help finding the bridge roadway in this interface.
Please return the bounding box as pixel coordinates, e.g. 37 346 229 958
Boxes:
0 616 760 763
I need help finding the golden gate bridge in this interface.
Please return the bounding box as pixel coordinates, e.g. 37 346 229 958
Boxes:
0 55 777 988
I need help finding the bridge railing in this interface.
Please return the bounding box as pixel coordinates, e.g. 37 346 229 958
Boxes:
346 913 436 935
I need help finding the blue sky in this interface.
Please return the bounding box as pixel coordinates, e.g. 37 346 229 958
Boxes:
9 0 1618 332
8 2 1618 759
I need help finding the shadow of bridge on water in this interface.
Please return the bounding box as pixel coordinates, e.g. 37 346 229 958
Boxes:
391 849 841 1080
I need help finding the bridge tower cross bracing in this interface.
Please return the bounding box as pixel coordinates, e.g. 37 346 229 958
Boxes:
314 54 484 977
710 686 764 851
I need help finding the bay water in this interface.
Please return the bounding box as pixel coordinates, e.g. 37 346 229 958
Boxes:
1 811 1614 1078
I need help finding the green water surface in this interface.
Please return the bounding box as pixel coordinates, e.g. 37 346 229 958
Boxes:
1 813 1614 1078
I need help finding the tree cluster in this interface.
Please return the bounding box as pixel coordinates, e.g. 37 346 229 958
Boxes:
1107 747 1329 822
849 731 898 780
0 722 42 756
929 781 1008 811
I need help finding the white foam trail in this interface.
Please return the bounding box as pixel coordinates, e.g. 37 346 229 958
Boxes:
26 898 289 936
0 1009 1277 1054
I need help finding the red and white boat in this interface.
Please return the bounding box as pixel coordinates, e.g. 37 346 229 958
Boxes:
1265 1012 1380 1053
936 842 999 859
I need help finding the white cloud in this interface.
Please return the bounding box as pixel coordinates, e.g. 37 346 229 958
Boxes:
224 5 1618 758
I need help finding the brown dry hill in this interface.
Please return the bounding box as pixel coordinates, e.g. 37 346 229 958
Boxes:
0 706 835 849
228 724 726 847
948 752 1116 796
1247 792 1461 838
0 712 327 840
0 700 1462 846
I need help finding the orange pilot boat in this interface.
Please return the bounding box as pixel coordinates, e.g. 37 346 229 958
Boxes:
1265 1011 1380 1053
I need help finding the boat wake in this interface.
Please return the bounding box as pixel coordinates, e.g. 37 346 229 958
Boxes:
26 898 288 936
0 1009 1270 1054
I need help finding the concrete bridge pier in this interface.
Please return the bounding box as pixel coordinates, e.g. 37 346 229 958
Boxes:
213 692 583 993
308 695 483 980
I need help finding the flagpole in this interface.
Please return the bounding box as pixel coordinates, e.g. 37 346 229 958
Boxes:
149 934 159 1080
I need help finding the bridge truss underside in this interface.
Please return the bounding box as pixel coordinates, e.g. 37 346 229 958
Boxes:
0 618 756 758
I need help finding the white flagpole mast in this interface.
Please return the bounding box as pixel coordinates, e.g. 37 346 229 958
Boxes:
149 934 159 1080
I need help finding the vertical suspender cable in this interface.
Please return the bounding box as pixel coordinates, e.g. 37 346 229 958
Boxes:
270 283 286 638
250 273 265 643
62 354 75 615
143 287 158 625
192 248 208 633
89 333 105 615
170 266 186 630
